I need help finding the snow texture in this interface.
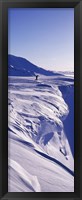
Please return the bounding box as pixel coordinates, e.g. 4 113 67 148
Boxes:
8 56 74 192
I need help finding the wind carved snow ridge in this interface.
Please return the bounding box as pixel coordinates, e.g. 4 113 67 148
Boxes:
8 72 74 192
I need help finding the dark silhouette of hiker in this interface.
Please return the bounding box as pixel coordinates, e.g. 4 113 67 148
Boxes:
35 75 39 80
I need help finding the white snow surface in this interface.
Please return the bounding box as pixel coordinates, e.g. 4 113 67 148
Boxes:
8 74 74 192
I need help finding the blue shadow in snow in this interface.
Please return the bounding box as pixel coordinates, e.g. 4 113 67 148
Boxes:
59 85 74 157
35 150 74 177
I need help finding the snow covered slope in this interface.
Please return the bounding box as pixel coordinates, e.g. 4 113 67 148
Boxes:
8 55 58 76
8 73 74 192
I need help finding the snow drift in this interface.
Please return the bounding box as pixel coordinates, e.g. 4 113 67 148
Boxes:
8 56 74 192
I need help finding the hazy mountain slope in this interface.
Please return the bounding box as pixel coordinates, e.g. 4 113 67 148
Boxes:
8 55 59 76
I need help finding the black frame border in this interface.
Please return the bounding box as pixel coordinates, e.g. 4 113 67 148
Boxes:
0 0 82 199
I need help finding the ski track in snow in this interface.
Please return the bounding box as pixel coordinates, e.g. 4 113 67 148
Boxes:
8 74 74 192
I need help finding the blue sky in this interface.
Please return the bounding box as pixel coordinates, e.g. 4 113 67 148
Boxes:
8 8 74 71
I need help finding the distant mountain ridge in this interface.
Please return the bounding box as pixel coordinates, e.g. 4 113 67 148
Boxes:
8 55 57 77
